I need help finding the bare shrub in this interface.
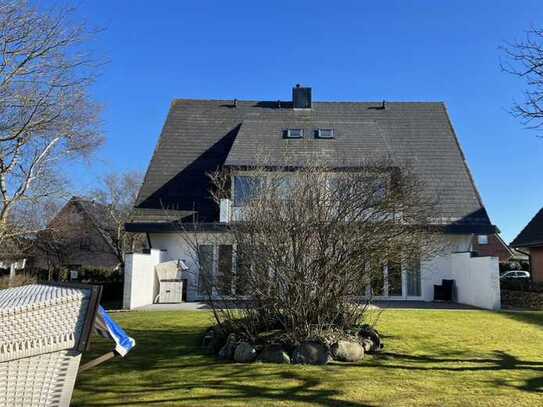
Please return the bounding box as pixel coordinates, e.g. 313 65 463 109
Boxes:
0 273 35 289
181 155 444 343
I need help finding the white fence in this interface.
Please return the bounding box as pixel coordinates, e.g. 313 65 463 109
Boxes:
450 252 501 310
123 249 166 309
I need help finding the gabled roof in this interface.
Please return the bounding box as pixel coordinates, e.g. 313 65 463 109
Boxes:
511 207 543 248
49 197 117 251
131 98 493 230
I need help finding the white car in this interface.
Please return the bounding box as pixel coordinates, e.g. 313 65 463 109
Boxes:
500 270 530 280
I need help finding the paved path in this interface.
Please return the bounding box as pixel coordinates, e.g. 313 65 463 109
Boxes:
130 300 478 312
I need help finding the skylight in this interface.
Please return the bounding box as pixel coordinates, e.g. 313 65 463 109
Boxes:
315 128 335 139
283 129 304 139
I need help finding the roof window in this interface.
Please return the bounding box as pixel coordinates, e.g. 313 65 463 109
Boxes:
283 129 304 139
314 128 335 139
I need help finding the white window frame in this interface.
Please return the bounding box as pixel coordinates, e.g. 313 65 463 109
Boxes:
315 128 335 139
283 128 304 139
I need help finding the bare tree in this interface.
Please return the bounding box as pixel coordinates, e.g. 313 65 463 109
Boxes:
181 155 444 344
90 170 145 267
502 27 543 130
0 1 104 244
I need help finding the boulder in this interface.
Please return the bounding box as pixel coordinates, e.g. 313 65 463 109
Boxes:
202 327 225 354
292 341 330 365
218 333 238 360
360 338 373 353
234 342 257 363
358 324 383 353
331 340 364 362
257 345 291 364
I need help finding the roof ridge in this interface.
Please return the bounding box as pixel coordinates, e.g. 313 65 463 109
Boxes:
172 98 445 105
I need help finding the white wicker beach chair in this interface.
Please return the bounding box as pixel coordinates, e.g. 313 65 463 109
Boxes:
0 283 101 407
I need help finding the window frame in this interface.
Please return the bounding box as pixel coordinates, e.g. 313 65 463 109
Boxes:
282 128 304 139
232 174 265 207
478 235 488 245
314 128 335 139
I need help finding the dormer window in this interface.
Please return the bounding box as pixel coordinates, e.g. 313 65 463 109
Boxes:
283 129 304 139
315 128 335 139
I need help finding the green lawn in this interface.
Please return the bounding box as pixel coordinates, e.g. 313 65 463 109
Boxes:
73 310 543 407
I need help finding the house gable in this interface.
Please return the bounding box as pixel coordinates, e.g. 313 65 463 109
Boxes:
511 207 543 248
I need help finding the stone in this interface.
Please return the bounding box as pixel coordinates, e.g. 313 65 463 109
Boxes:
218 333 238 360
358 324 383 353
257 345 291 364
292 341 330 365
202 327 225 354
331 340 364 362
360 338 373 353
234 342 257 363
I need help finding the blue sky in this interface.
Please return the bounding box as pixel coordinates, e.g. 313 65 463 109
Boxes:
66 0 542 243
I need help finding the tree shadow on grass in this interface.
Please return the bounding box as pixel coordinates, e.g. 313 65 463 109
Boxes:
499 310 543 329
76 327 374 406
75 368 373 406
75 323 543 406
372 350 543 394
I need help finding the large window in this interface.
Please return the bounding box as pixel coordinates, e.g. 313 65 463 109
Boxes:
198 244 243 297
217 245 233 295
233 175 264 206
367 256 421 298
235 250 250 296
197 245 214 295
387 261 402 297
370 261 384 297
406 256 421 297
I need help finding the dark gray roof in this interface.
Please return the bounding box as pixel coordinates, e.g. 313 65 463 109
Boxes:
511 207 543 248
133 99 492 228
130 208 194 223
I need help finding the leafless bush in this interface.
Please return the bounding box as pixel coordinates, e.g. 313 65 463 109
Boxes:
0 273 35 289
181 155 444 343
501 27 543 130
0 1 104 244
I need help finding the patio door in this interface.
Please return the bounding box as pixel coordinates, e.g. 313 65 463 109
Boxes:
368 257 421 299
405 255 421 297
386 261 403 297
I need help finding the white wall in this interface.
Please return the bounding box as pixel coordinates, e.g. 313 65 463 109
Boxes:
451 252 501 310
123 249 165 309
124 232 500 310
420 234 501 310
420 234 473 301
149 232 228 301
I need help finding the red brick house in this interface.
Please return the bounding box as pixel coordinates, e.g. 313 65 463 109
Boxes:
471 233 519 264
511 207 543 282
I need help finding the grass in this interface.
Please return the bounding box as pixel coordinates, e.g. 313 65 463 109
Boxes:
73 310 543 406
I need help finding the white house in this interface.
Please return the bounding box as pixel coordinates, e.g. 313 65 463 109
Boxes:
124 85 500 310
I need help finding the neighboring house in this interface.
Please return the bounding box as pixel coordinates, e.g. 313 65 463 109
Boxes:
124 85 501 310
36 196 120 271
471 233 520 264
0 239 29 280
511 207 543 282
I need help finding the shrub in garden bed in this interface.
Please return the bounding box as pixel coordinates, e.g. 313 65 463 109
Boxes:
188 158 441 367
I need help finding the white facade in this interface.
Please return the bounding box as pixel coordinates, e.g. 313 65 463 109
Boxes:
123 232 501 310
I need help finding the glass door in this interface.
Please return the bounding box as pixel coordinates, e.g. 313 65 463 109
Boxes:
387 261 403 297
406 256 421 297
